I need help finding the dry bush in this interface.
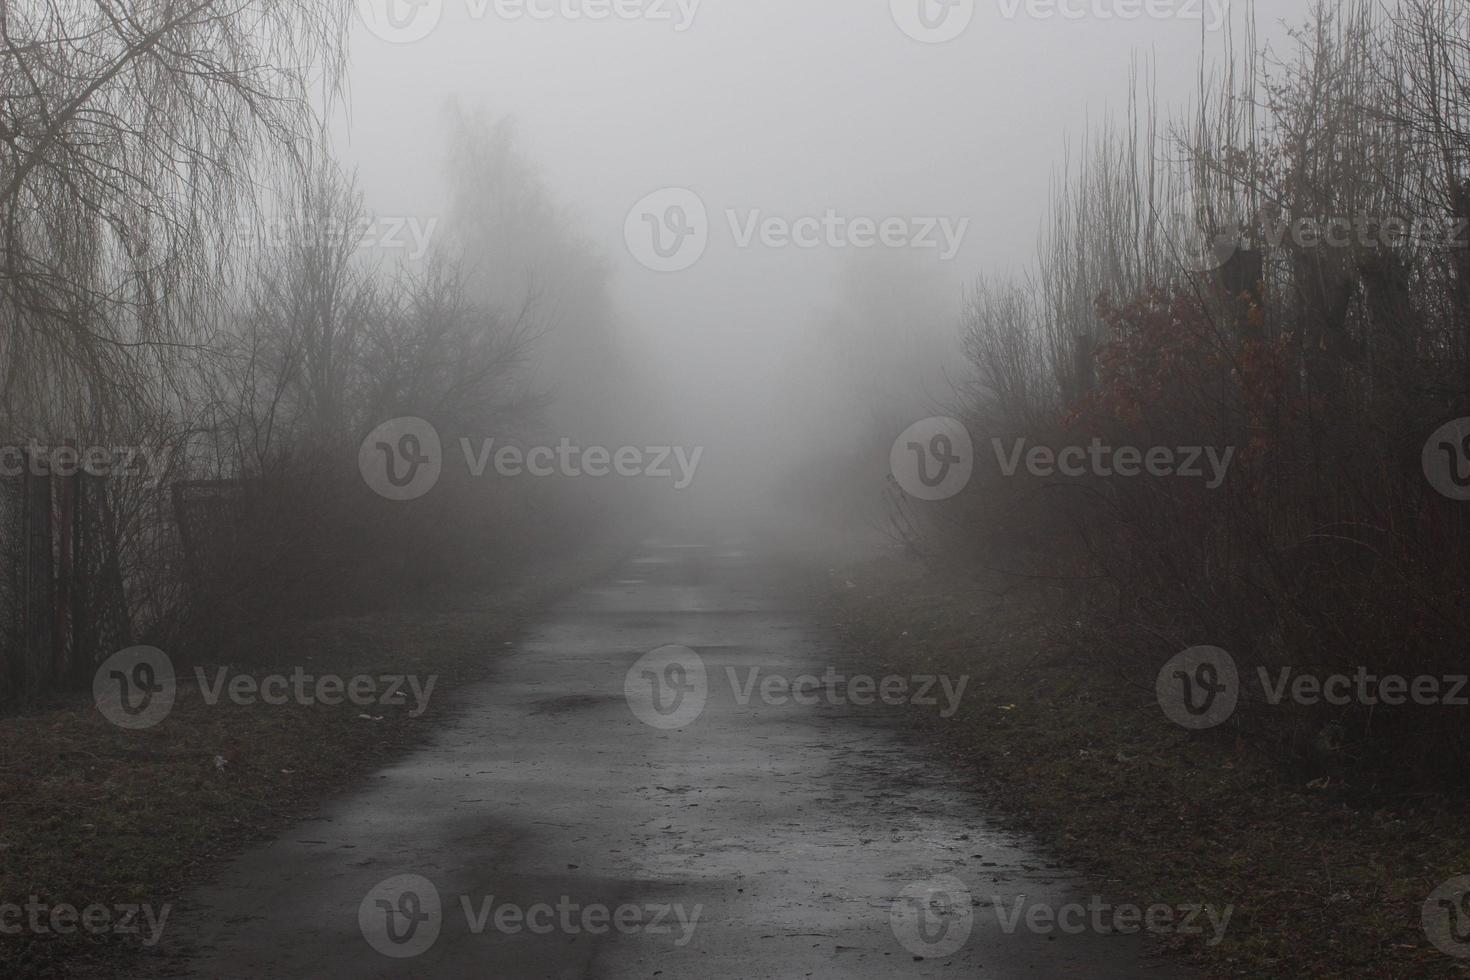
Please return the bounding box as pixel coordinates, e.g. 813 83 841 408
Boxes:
940 0 1470 795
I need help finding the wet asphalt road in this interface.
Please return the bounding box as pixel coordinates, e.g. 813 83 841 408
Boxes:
154 536 1194 978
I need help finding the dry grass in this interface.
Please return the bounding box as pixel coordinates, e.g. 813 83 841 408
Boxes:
823 553 1470 979
0 544 628 978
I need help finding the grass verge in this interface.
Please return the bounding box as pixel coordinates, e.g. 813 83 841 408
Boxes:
822 552 1470 979
0 541 630 978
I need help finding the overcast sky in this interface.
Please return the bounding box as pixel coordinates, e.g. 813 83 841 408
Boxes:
332 0 1316 490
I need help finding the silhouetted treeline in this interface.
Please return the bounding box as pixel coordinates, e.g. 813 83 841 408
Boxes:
0 2 632 700
915 0 1470 792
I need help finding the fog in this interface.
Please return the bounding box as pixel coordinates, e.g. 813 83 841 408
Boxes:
332 0 1313 520
13 3 1470 977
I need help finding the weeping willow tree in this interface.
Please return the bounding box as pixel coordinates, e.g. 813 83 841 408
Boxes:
0 0 351 696
0 0 351 431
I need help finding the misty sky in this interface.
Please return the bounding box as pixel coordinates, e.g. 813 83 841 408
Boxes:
332 0 1316 485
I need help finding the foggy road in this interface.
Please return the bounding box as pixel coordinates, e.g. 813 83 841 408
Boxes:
153 537 1191 979
8 2 1468 976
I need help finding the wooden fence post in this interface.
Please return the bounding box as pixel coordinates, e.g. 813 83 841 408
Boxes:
22 451 53 696
55 442 76 687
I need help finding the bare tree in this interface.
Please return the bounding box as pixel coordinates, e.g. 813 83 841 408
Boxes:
0 0 349 424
